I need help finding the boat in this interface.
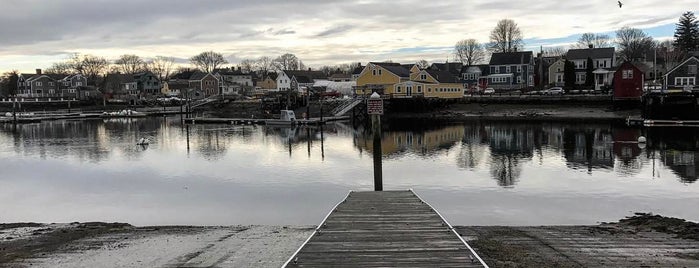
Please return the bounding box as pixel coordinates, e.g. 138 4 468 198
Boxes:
265 110 297 126
101 110 147 118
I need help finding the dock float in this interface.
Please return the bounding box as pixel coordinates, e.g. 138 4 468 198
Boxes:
283 190 488 267
183 116 349 125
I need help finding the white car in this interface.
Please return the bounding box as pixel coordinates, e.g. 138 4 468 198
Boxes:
546 87 564 95
483 88 495 94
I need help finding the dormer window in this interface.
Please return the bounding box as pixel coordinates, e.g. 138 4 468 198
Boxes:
420 74 427 80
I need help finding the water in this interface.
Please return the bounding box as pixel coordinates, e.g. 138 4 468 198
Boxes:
0 117 697 226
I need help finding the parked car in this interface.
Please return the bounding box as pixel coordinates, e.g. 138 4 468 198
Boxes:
483 88 495 94
544 87 564 95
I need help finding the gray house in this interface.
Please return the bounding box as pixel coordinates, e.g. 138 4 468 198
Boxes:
487 51 534 90
566 47 615 90
663 56 698 91
461 65 489 91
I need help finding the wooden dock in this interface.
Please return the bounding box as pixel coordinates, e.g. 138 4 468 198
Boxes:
183 116 349 126
284 190 488 267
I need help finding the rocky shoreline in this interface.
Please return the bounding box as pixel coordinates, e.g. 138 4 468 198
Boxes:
1 214 697 267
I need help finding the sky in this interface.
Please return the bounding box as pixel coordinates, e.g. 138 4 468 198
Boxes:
0 0 696 73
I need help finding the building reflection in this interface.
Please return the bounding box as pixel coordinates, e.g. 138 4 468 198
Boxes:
354 125 464 158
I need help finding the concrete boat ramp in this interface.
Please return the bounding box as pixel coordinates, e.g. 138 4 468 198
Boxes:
283 190 488 267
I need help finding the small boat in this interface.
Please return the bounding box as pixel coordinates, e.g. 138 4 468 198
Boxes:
266 110 297 126
137 138 150 146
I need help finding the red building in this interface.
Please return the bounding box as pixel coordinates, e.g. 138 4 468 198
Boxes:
613 61 644 101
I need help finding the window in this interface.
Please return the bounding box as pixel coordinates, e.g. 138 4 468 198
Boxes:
622 70 633 79
556 74 563 83
36 82 42 86
372 69 376 75
428 88 432 92
490 67 496 73
378 69 382 75
576 73 586 83
506 66 511 73
517 66 522 73
417 86 422 93
420 74 427 80
76 82 82 86
64 82 69 86
491 77 507 83
517 76 522 83
49 82 54 86
689 65 697 75
675 77 696 86
396 87 401 93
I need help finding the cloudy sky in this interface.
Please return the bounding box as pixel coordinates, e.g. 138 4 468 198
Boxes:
0 0 695 72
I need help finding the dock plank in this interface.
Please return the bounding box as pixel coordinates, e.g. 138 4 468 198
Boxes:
284 190 488 267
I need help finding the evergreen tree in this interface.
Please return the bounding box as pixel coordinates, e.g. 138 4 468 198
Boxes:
673 11 699 52
564 60 576 90
585 57 594 87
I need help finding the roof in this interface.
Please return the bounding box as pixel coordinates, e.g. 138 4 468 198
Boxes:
189 71 213 80
663 56 699 77
171 70 196 80
264 72 278 80
489 51 534 65
566 48 615 60
295 75 314 83
214 68 248 76
370 62 411 77
329 73 351 79
425 69 460 83
430 62 463 76
283 70 326 80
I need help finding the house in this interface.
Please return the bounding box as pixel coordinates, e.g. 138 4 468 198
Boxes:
534 55 559 87
162 80 190 96
188 71 219 96
214 68 254 96
355 62 412 96
258 73 278 90
613 61 644 101
548 59 566 86
329 73 351 82
58 74 95 100
133 71 161 97
103 71 162 101
103 73 138 101
16 69 96 100
663 56 698 91
487 51 535 90
461 65 489 91
276 70 327 92
566 47 615 90
393 69 463 99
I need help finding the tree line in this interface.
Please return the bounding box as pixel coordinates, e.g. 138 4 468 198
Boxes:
453 11 699 66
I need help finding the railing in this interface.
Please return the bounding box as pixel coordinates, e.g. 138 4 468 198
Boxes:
331 98 363 116
190 95 221 108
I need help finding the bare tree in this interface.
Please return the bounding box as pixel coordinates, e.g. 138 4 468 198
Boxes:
575 33 612 48
274 53 299 70
543 46 567 57
190 51 228 73
78 54 109 85
416 59 430 69
489 19 524 53
114 54 145 74
255 56 275 75
239 58 257 73
454 39 486 65
657 40 686 71
616 26 655 61
147 56 176 81
45 61 74 74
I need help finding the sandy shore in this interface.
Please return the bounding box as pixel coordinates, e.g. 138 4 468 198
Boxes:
1 214 697 268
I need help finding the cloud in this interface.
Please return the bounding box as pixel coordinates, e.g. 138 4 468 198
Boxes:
0 0 695 72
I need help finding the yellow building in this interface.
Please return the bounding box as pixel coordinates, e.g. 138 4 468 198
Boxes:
356 62 463 99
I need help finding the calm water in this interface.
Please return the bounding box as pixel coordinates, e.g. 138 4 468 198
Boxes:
1 117 697 226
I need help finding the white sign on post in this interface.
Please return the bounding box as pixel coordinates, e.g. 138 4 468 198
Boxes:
367 92 383 115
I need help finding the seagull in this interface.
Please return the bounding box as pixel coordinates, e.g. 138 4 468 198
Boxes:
618 1 623 8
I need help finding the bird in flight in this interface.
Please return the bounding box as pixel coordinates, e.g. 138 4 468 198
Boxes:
618 1 623 8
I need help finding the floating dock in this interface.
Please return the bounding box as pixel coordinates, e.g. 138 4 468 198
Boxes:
283 190 488 267
183 116 349 126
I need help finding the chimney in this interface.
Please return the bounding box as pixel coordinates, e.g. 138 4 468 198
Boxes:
308 68 312 71
36 69 42 75
237 66 241 71
588 44 593 49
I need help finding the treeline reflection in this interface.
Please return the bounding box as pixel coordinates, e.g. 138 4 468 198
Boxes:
355 121 699 186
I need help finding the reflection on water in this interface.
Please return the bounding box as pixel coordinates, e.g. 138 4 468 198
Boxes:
1 118 698 226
